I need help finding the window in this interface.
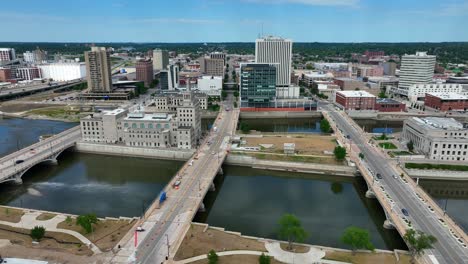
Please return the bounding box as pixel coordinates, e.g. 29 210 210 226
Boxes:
140 123 145 129
132 123 137 129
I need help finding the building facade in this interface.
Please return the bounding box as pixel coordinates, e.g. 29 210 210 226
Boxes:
38 62 86 81
335 91 376 110
136 59 153 87
0 48 16 62
85 47 112 92
255 36 292 87
153 49 169 71
240 63 277 108
23 48 47 64
168 65 179 90
375 98 406 112
398 52 436 92
0 68 12 82
392 83 463 102
197 76 222 96
201 58 224 77
425 92 468 111
402 117 468 161
209 52 226 65
16 67 42 80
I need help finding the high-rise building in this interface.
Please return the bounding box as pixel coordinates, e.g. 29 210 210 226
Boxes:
209 52 226 65
383 61 397 76
136 59 154 87
24 48 47 64
0 48 16 62
16 67 42 80
168 65 179 90
240 63 277 108
255 36 292 87
398 52 436 91
153 49 169 71
200 58 224 77
85 47 112 92
160 71 169 90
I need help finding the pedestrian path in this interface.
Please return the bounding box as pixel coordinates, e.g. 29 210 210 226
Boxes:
0 211 101 254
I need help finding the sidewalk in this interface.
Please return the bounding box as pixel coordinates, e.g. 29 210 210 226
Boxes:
0 211 101 254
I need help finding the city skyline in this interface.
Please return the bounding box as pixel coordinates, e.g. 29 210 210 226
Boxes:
2 0 468 43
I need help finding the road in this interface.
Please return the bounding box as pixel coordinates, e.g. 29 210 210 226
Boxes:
321 102 468 264
0 126 81 183
0 79 84 99
112 95 238 264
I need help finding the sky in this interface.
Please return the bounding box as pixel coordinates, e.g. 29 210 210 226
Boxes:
1 0 468 43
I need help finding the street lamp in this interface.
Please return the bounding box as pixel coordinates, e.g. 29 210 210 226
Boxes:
165 234 170 260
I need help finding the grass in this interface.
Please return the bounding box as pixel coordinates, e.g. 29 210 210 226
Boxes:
0 207 25 223
405 163 468 171
388 151 412 157
378 142 397 149
0 224 92 256
26 107 84 122
324 250 411 264
36 213 57 221
57 218 136 252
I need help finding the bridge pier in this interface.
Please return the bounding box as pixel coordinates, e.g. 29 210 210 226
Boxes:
198 203 206 213
209 182 216 192
383 219 395 229
365 189 376 199
13 177 23 185
217 167 223 175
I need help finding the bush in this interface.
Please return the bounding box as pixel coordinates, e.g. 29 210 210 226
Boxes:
259 253 271 264
320 119 331 133
334 146 347 160
31 226 46 241
207 250 218 264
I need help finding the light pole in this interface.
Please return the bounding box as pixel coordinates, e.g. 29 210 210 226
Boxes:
165 234 170 260
443 199 448 216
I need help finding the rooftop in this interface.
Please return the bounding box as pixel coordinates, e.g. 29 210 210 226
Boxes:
103 108 126 116
337 90 376 98
413 117 465 130
124 112 172 121
376 98 403 104
427 92 468 100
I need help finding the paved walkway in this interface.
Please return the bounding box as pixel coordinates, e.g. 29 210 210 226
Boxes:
173 242 350 264
0 211 101 254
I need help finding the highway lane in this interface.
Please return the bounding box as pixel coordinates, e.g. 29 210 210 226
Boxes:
136 96 236 263
322 103 468 264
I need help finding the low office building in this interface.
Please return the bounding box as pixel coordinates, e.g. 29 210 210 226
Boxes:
402 117 468 161
80 108 128 143
16 67 42 80
38 62 86 81
152 92 207 111
375 98 406 112
334 77 366 90
391 83 462 102
335 90 376 110
197 75 222 96
425 92 468 111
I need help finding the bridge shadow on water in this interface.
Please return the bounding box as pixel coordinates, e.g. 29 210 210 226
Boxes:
193 167 227 223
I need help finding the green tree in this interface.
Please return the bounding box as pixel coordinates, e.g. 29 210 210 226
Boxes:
221 91 228 99
378 91 387 98
76 213 98 234
278 214 308 251
306 64 314 70
358 152 365 159
403 229 437 264
30 226 46 241
234 91 239 98
233 101 238 108
207 250 218 264
341 226 375 254
259 253 271 264
320 119 331 133
407 141 414 152
334 146 347 160
240 121 250 134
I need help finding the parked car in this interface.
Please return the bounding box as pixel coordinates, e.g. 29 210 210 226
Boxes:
15 160 24 164
173 180 181 189
402 208 409 216
376 173 382 179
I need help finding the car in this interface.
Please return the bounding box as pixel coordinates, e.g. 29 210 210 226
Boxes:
392 174 398 179
438 218 447 227
211 151 216 155
15 160 24 164
401 208 409 216
136 226 145 232
173 180 181 189
428 206 435 213
376 173 382 179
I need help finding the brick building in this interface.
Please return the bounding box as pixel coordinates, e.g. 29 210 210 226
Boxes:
425 92 468 111
335 91 376 110
135 59 153 87
334 78 366 90
375 98 406 112
0 67 12 82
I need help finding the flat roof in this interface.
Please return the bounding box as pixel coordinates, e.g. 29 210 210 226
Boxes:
124 112 172 121
376 98 403 104
413 117 465 130
337 90 376 98
427 92 468 100
103 108 126 116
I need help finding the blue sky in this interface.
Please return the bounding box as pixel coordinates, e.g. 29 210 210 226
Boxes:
1 0 468 42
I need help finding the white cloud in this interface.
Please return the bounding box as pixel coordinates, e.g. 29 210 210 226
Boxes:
242 0 359 7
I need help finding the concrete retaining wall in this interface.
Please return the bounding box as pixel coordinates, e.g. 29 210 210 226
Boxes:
405 169 468 180
240 111 321 119
75 142 195 161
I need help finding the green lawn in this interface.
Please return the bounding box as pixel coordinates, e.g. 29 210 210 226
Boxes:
378 142 397 149
388 151 412 157
405 163 468 171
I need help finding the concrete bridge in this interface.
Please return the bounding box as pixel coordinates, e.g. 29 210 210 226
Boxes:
113 103 239 263
0 126 81 184
322 104 468 264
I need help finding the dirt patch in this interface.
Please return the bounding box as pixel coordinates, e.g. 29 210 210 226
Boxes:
36 213 57 221
0 224 92 256
190 254 285 264
243 135 336 155
325 250 411 264
0 207 25 223
174 224 267 261
279 242 310 253
57 218 136 252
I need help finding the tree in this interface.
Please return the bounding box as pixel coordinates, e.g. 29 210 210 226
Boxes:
76 213 98 234
233 101 238 108
207 250 218 264
278 214 308 251
378 91 387 98
240 121 250 133
259 253 271 264
403 229 437 264
341 226 375 254
233 91 239 98
334 146 347 160
320 119 331 133
30 226 46 241
221 91 228 99
407 141 414 152
358 152 365 159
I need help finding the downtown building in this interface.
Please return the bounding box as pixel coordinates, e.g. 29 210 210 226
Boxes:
240 63 277 108
136 59 154 87
16 67 42 81
38 62 86 81
402 117 468 161
23 48 48 64
255 36 292 88
393 52 436 97
0 48 16 62
200 57 224 77
85 47 113 92
424 92 468 111
153 49 169 71
160 64 179 90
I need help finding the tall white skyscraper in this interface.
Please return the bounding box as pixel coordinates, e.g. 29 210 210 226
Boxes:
153 49 169 71
398 52 436 91
255 36 292 87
